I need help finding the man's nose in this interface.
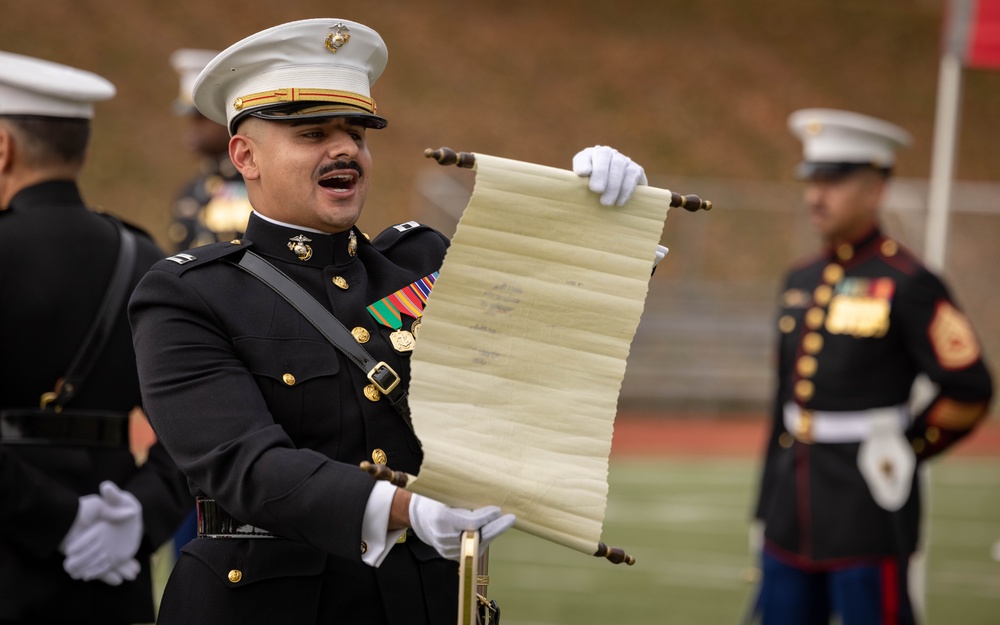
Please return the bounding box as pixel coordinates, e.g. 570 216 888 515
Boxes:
326 130 358 161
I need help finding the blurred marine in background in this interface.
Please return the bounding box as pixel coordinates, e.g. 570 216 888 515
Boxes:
752 109 993 625
167 48 252 253
0 51 190 622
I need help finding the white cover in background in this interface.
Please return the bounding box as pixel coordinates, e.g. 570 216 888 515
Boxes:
404 153 672 555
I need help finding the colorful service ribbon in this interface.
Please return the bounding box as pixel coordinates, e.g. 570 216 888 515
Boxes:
366 272 439 329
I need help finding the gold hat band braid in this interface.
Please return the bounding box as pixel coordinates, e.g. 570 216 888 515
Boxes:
233 87 376 113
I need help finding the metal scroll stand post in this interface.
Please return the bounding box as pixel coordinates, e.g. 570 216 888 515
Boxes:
360 460 639 624
360 461 500 625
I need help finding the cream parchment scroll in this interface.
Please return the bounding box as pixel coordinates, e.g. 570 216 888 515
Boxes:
404 153 672 556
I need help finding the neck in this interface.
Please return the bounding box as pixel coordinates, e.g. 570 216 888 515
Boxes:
1 166 79 207
824 221 878 249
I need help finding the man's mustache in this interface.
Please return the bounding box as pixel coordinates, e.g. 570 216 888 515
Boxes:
319 160 363 178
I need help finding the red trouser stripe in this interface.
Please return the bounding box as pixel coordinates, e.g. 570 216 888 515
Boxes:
880 557 899 625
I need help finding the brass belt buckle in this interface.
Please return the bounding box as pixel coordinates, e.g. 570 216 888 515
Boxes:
795 409 814 444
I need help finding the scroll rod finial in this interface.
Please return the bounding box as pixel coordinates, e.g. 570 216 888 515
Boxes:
594 542 636 565
424 147 476 168
359 461 410 488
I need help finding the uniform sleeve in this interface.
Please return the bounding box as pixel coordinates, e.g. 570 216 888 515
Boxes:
124 441 196 549
896 269 993 460
129 267 376 562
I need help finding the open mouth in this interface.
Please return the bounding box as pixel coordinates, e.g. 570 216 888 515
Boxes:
318 173 357 192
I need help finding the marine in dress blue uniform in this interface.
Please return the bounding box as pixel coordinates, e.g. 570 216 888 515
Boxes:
752 109 993 625
0 52 191 623
167 49 253 252
130 19 651 625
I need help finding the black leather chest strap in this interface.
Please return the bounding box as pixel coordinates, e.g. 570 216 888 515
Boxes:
232 251 413 429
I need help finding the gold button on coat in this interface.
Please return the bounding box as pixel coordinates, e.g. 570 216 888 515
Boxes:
282 373 296 386
363 384 381 402
802 332 824 354
881 240 898 257
794 379 815 401
926 426 940 443
352 327 370 343
797 356 818 378
360 541 368 554
228 569 242 583
836 244 854 261
813 285 832 307
332 276 349 289
805 308 825 330
372 448 388 464
778 315 796 334
779 432 795 448
823 264 844 284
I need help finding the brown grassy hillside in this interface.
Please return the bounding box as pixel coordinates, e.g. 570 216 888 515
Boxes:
2 0 998 245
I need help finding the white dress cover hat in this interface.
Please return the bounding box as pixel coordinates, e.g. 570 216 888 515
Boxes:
0 51 115 120
193 19 388 134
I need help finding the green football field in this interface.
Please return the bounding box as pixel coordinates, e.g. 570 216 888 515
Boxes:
484 457 1000 625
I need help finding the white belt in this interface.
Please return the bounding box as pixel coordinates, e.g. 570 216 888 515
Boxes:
783 402 909 443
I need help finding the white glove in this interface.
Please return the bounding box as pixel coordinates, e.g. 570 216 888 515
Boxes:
60 494 104 554
653 245 669 268
409 493 516 561
62 481 143 585
572 145 648 207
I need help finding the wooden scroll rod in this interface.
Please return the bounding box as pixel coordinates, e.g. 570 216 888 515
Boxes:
360 460 635 566
424 146 712 212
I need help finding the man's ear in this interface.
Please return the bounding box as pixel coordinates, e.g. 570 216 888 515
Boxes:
229 134 259 180
0 128 13 173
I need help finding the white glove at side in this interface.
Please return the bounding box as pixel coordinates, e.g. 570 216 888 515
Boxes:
408 493 516 561
60 494 104 554
62 481 143 586
572 145 648 207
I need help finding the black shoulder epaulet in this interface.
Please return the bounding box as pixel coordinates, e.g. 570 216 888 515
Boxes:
155 239 254 275
371 220 447 252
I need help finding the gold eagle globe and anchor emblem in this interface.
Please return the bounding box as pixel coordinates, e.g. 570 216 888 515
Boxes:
287 235 313 261
348 230 358 257
325 23 351 53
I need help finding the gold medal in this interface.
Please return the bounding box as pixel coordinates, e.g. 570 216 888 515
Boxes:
389 329 415 352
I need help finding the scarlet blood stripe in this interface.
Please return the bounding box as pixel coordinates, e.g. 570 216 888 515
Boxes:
880 558 899 625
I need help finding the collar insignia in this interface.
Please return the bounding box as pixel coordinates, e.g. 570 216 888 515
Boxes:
288 234 313 261
348 230 358 257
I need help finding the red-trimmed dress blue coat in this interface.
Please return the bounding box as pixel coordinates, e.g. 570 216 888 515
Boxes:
754 227 992 566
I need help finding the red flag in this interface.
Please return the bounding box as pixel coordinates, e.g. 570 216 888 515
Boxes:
950 0 1000 69
968 0 1000 68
